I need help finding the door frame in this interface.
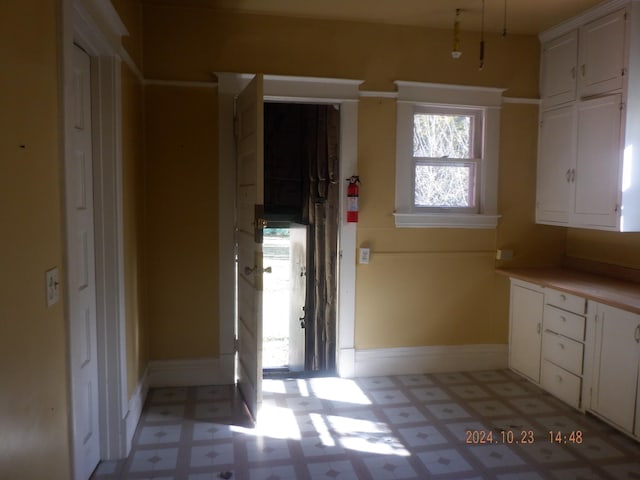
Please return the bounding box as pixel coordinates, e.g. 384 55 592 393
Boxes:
217 73 361 379
61 0 129 472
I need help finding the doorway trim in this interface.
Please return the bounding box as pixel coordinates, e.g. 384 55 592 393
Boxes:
217 73 361 379
61 0 129 472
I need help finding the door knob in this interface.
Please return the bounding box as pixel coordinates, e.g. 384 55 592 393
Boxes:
244 265 272 275
256 217 268 229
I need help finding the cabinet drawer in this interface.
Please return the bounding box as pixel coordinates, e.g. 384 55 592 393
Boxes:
541 361 581 409
545 289 586 315
542 330 584 375
544 305 586 341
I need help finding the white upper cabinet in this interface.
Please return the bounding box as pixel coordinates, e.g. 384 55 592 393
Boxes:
573 94 623 228
578 9 627 98
536 0 640 231
536 105 575 224
540 31 578 109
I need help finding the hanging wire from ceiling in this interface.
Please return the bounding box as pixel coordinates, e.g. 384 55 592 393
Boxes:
451 8 462 59
502 0 508 38
479 0 485 70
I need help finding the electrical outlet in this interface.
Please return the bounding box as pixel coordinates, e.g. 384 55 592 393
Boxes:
359 248 370 264
45 267 59 307
496 249 514 260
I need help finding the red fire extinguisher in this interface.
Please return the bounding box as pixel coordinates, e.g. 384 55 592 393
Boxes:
346 176 360 223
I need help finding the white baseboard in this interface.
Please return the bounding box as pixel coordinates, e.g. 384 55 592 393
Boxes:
352 344 508 377
147 355 235 388
124 367 149 454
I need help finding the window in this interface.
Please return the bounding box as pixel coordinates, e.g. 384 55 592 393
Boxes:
394 81 504 228
412 107 482 212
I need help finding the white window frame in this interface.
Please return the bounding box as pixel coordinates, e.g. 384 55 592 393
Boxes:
394 81 505 228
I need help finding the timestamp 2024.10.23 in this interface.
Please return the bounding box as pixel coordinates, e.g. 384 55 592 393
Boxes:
465 429 584 445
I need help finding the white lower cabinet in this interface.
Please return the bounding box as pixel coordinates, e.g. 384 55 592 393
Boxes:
541 360 582 408
508 277 640 440
508 280 544 383
539 290 587 409
591 303 640 435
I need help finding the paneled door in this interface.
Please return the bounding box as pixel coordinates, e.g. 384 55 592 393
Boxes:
235 74 265 418
66 44 100 479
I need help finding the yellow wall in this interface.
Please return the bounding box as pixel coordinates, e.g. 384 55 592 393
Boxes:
112 0 149 400
141 5 564 353
112 0 144 69
122 62 148 396
566 229 640 268
144 85 219 360
0 1 72 478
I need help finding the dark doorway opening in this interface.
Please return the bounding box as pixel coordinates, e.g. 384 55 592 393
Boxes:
262 102 340 375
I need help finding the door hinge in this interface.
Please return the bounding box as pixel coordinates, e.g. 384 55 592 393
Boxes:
234 337 239 353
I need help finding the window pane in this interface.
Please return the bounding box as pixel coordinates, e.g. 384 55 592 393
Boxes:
413 113 472 158
414 163 475 208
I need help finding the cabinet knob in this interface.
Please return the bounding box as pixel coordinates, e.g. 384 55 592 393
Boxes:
560 316 567 322
556 375 563 383
560 294 567 301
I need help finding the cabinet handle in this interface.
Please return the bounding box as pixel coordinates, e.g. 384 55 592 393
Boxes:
565 169 571 183
556 375 563 383
560 315 567 322
571 66 576 79
560 294 567 301
581 64 586 77
571 169 576 183
558 343 565 350
635 325 640 343
537 323 541 335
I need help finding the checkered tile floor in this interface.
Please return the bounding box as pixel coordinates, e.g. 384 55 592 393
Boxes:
92 370 640 479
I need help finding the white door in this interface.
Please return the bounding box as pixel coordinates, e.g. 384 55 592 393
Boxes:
236 74 265 418
573 94 622 228
66 44 100 479
288 224 307 372
509 282 543 383
592 304 640 434
540 30 578 108
536 104 575 225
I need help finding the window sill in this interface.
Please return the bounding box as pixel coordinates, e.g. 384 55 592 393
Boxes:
393 212 500 229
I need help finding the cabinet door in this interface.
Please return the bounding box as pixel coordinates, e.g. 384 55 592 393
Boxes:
509 282 544 383
541 30 578 108
591 304 640 434
572 94 622 229
579 9 627 97
536 105 575 225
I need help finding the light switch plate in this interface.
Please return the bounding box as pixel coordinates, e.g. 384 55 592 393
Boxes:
46 267 59 307
359 248 370 264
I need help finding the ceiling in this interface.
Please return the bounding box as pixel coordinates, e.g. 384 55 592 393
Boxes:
142 0 605 35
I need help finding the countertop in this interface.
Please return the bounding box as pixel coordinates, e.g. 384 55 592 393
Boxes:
496 267 640 314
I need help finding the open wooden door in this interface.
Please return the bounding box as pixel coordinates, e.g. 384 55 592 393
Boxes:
235 74 264 418
67 44 101 479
